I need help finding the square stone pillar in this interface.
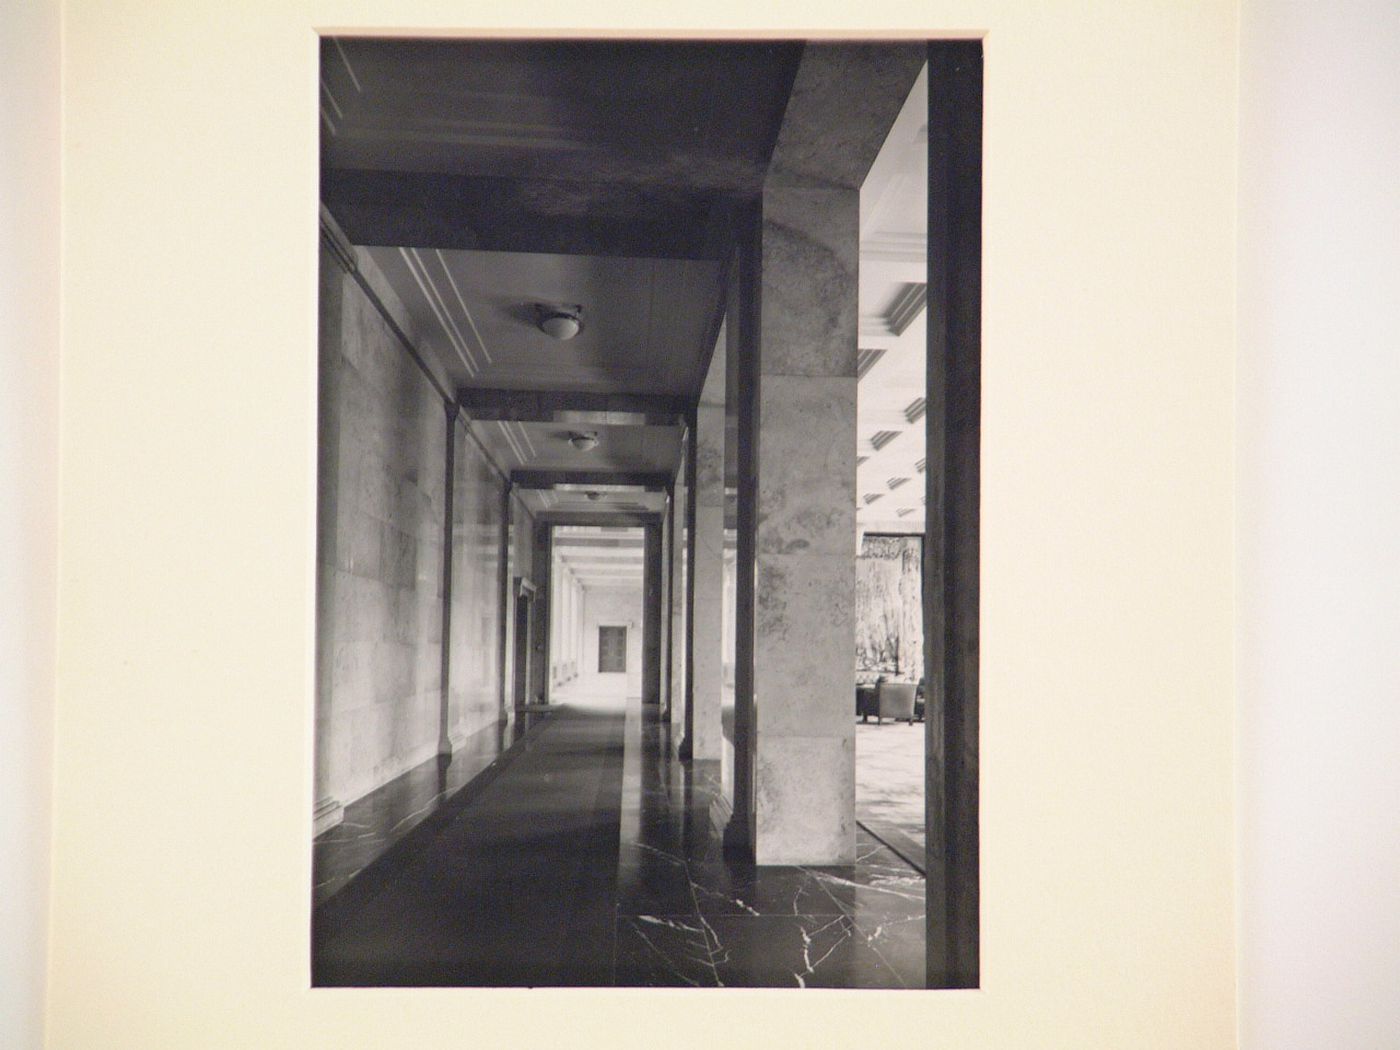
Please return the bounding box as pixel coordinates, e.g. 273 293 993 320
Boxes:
669 438 689 739
748 43 926 866
752 187 859 865
529 522 551 704
659 497 672 712
496 479 513 722
925 40 983 987
436 405 457 757
641 521 663 704
685 341 727 760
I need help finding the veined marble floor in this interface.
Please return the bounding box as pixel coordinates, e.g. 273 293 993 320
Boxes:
313 690 927 988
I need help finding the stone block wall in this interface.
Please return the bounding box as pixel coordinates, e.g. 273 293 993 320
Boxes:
316 243 447 808
315 242 509 812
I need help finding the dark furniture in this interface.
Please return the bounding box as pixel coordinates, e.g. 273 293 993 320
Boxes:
876 681 917 724
856 684 879 721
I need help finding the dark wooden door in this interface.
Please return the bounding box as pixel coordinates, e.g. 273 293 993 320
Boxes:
598 626 627 673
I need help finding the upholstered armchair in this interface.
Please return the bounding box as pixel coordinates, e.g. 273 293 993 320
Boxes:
875 681 917 724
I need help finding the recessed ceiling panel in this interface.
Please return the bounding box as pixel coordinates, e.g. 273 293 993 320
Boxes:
858 64 928 534
366 247 721 397
473 421 682 474
518 489 667 517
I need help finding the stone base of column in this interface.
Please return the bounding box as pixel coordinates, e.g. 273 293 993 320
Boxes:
312 796 343 837
722 814 752 859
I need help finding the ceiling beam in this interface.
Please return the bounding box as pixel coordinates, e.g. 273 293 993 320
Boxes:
512 469 672 491
536 511 659 528
550 536 644 549
460 389 687 426
322 170 741 260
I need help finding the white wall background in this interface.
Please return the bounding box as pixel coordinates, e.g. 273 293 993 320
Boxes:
0 1 59 1047
1236 3 1400 1048
580 587 644 697
21 0 1387 1046
50 2 1239 1044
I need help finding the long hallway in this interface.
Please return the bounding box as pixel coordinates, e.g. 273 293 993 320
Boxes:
314 692 926 988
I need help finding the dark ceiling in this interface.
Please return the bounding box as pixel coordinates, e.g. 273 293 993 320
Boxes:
320 38 804 259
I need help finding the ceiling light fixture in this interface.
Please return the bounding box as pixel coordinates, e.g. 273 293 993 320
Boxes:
568 431 599 451
537 304 583 341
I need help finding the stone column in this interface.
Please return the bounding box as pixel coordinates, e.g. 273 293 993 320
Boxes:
659 496 672 713
529 522 551 704
641 521 663 703
749 44 925 866
669 431 689 743
725 236 759 854
925 40 983 988
496 478 512 722
752 189 858 864
437 404 457 757
684 343 726 761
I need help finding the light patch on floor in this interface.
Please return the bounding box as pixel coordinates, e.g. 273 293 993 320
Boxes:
855 721 924 866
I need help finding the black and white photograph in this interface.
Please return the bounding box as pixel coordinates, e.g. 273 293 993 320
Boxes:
10 3 1400 1048
310 37 980 989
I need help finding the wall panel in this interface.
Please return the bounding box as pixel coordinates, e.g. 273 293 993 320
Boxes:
315 245 446 808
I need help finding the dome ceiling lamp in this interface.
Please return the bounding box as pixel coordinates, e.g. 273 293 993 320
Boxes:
536 303 583 341
567 431 599 451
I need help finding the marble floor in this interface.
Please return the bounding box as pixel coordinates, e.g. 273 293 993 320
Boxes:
312 711 553 906
855 719 926 873
313 691 927 988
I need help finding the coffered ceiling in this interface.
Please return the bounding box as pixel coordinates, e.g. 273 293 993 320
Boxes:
552 527 646 590
857 64 928 535
362 247 721 396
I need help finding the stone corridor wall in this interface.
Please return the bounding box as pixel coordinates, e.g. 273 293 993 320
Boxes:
315 242 507 810
446 427 504 749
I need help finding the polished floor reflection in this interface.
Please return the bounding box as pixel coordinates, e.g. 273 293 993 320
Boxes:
313 692 925 988
313 712 553 906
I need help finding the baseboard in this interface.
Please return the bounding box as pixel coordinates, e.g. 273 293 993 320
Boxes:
312 796 344 836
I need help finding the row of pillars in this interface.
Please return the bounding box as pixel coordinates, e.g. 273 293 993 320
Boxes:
670 44 920 869
645 41 981 987
520 41 980 985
